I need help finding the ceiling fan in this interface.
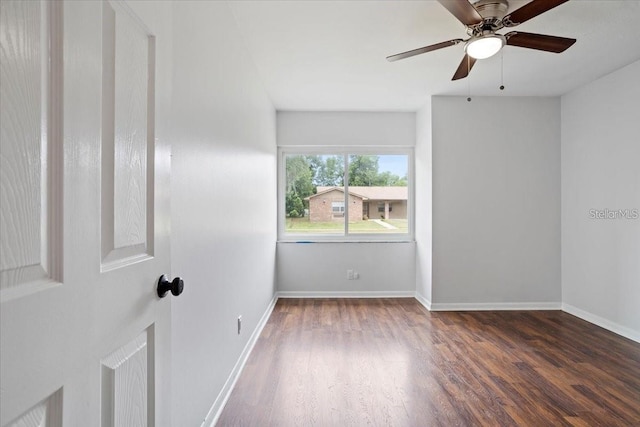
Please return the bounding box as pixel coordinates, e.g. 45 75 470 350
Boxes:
387 0 576 80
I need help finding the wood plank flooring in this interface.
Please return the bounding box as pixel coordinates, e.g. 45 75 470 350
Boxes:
217 298 640 426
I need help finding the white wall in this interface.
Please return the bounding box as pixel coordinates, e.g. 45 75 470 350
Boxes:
415 103 433 307
277 112 416 295
169 2 277 426
277 242 415 296
277 111 415 147
561 60 640 341
431 96 561 308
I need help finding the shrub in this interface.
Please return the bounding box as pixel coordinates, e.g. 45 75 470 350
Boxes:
285 191 304 218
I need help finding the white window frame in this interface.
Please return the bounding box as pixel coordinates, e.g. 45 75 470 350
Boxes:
331 201 345 217
278 146 414 242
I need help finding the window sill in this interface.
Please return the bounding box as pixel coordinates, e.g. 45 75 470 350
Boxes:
277 239 416 244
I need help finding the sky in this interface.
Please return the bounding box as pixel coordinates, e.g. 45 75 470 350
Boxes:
378 155 408 178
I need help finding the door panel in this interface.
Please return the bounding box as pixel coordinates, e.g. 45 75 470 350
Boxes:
6 390 62 427
101 329 150 427
1 1 66 423
101 0 155 269
0 1 171 425
0 0 62 296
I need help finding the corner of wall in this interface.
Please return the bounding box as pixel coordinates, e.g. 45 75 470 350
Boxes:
560 60 640 343
415 292 432 311
415 101 433 303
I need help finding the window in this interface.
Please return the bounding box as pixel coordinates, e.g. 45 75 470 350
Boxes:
377 202 392 213
279 148 413 241
332 201 345 217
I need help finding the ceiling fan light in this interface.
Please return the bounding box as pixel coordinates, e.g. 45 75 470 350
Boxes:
466 35 505 59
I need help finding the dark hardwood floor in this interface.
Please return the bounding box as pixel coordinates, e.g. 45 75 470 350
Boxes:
217 298 640 426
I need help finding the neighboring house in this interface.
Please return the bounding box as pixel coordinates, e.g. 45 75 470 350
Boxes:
305 186 408 222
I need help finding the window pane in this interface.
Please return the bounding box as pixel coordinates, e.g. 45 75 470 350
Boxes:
284 155 345 235
348 154 408 234
280 151 411 239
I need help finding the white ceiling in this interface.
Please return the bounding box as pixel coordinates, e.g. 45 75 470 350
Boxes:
228 0 640 111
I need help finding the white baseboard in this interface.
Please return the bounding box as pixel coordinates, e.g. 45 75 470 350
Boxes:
562 303 640 344
202 294 278 427
414 293 432 311
429 301 562 311
276 290 416 298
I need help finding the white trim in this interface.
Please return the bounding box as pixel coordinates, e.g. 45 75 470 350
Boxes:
562 303 640 344
429 302 562 311
277 240 415 244
202 294 279 427
277 291 416 299
414 293 432 311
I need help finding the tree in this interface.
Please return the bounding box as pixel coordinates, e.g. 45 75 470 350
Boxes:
348 155 379 186
285 191 305 218
285 156 314 195
348 155 407 187
310 155 344 186
285 155 314 217
375 171 407 186
305 155 324 185
324 156 345 186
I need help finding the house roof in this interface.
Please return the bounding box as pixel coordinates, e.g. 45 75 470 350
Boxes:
309 186 407 201
304 187 368 201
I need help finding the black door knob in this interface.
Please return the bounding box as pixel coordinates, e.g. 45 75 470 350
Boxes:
157 275 184 298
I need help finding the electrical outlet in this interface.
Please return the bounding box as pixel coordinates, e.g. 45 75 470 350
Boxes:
353 271 359 279
347 269 354 280
237 315 242 335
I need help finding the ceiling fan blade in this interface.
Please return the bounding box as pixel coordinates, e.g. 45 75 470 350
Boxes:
437 0 483 26
452 54 477 80
503 0 569 27
386 39 463 62
505 32 576 53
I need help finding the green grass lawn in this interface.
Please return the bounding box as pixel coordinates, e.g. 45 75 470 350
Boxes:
285 217 408 234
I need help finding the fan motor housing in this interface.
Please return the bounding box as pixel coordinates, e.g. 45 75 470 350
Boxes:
469 0 509 34
471 0 509 19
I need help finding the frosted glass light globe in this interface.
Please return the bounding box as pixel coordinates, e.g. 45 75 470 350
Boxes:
466 35 505 59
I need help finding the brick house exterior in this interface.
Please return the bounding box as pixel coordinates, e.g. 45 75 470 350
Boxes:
306 188 364 222
306 186 407 222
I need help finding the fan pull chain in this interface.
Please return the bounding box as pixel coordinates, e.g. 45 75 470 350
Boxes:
500 51 505 91
467 55 472 102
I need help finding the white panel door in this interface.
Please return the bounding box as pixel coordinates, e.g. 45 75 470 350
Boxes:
1 1 173 426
